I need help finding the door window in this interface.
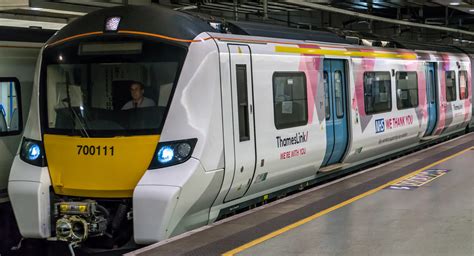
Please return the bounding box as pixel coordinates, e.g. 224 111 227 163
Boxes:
334 70 344 118
324 71 330 120
0 78 22 136
428 70 435 104
236 65 250 141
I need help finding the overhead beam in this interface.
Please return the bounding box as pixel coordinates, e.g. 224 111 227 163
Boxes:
0 12 67 23
282 0 474 37
29 0 102 13
18 7 86 16
0 17 66 29
0 0 29 10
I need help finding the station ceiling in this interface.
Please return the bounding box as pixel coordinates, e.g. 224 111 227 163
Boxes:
1 0 474 44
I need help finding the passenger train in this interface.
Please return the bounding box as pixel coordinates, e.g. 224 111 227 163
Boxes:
0 26 56 254
7 5 474 251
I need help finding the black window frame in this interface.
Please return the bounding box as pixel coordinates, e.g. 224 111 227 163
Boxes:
363 71 392 115
272 72 308 130
0 77 23 137
396 71 419 110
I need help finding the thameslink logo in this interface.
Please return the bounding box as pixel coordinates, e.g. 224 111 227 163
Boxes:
276 132 309 148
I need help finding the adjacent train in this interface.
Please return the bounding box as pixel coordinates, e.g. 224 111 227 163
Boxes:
0 26 56 254
7 5 474 251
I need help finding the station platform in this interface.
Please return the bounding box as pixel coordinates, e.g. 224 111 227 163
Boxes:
127 133 474 256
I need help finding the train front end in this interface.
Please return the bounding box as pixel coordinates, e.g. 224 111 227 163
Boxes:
8 5 219 250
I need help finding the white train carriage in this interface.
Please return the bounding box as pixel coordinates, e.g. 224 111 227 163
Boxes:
8 5 472 251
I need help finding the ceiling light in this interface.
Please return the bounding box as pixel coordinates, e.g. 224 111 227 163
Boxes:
470 9 474 12
449 2 461 5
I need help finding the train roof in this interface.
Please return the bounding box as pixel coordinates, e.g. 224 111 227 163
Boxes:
48 5 352 47
47 5 474 56
393 40 466 54
454 46 474 55
226 21 351 44
217 21 470 56
47 5 215 47
224 21 471 55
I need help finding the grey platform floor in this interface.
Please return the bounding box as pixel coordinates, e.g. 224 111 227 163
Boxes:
240 145 474 256
128 133 474 256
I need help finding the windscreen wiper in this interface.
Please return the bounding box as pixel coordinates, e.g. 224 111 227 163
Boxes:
64 73 89 138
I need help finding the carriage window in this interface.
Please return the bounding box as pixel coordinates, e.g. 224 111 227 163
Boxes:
273 72 308 129
0 78 22 136
396 71 418 109
446 71 456 102
364 72 392 114
459 71 468 100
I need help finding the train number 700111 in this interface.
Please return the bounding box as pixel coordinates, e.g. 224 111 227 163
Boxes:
77 145 114 156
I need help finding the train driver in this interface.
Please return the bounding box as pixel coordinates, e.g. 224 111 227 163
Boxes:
121 81 156 110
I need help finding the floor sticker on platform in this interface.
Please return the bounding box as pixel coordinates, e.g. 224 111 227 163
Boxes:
385 169 450 190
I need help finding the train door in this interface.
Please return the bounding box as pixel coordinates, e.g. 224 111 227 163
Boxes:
224 44 257 202
321 59 349 167
424 62 438 136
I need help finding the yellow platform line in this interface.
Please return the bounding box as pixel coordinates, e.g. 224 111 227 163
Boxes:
222 146 473 256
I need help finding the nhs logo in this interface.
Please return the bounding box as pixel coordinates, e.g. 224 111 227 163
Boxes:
375 119 385 133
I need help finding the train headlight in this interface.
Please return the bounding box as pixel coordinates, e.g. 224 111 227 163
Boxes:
26 143 41 161
20 138 46 167
176 143 192 160
157 146 174 164
149 139 197 169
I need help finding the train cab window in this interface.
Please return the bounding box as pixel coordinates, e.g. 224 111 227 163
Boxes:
273 72 308 129
396 71 418 109
42 39 186 136
0 78 22 136
363 72 392 114
446 71 457 102
459 71 468 100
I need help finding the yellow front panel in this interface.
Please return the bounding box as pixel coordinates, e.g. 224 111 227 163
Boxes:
44 134 160 198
